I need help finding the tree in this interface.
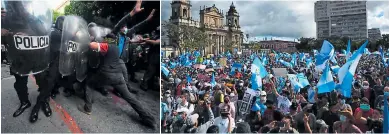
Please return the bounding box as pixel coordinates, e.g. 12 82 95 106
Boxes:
296 37 315 51
53 10 64 22
163 21 211 55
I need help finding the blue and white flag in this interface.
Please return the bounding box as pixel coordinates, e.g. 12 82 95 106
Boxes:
364 48 371 55
317 64 336 94
186 74 192 84
211 73 216 88
338 40 368 98
279 59 293 68
315 40 335 71
291 78 304 93
341 49 347 55
262 57 268 65
251 72 262 90
313 49 318 55
331 65 340 74
297 73 310 87
291 53 297 67
306 58 313 68
276 76 286 93
194 51 201 57
299 53 306 62
251 57 268 78
230 63 243 76
308 87 316 103
161 66 170 76
170 62 177 69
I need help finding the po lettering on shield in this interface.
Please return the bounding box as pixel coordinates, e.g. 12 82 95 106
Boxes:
13 35 49 50
67 41 79 52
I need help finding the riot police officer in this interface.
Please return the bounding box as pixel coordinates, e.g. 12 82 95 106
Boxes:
140 27 160 91
2 1 54 123
77 1 157 128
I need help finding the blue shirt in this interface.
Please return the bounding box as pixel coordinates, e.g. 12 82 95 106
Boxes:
118 35 125 56
161 103 169 120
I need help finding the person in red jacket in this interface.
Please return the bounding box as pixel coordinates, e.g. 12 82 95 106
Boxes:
78 0 157 129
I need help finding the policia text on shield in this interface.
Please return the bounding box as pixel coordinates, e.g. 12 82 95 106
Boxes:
1 0 161 132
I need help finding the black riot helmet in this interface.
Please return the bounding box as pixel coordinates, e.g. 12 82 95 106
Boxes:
88 22 97 29
2 1 52 36
55 16 65 31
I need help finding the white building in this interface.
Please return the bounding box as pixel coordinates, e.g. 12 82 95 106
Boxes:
368 28 382 41
315 1 367 41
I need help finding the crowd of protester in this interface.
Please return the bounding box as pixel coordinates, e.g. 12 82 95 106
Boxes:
160 45 389 133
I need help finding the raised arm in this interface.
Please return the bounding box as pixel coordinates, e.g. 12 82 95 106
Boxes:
126 9 155 36
112 0 144 34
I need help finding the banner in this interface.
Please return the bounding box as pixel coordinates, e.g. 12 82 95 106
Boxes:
272 68 288 77
239 88 256 114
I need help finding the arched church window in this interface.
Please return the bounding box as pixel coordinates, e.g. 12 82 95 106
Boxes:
235 19 238 26
183 8 187 17
214 18 217 25
174 8 178 17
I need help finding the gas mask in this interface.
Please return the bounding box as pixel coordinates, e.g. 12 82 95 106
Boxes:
339 115 346 121
165 93 171 97
260 96 267 103
123 27 128 34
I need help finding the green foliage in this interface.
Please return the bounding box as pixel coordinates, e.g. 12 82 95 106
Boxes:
52 10 64 22
64 1 96 22
163 21 211 54
296 36 389 52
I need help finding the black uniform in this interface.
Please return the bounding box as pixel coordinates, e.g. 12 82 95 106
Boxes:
82 43 156 128
140 33 160 90
1 2 53 123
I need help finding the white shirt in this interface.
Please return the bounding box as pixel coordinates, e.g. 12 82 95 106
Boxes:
213 116 235 134
277 95 292 113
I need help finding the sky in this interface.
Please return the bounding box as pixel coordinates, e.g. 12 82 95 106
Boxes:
161 0 389 42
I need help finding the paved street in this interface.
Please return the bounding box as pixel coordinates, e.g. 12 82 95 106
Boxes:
1 64 160 133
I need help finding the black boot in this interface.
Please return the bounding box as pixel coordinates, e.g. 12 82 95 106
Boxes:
63 88 73 97
29 105 40 123
139 114 157 129
41 101 52 117
13 101 31 117
112 89 122 97
130 77 138 83
77 104 91 115
139 82 148 91
100 88 109 96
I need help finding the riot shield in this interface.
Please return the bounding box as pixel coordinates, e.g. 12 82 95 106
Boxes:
2 1 52 76
59 15 90 82
88 26 112 68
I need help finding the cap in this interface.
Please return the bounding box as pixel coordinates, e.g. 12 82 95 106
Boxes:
189 114 199 125
176 107 189 114
316 119 328 129
269 74 274 79
361 97 369 103
260 91 267 96
303 104 313 111
220 106 229 114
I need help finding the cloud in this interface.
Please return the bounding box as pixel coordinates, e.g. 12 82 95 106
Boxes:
162 1 389 40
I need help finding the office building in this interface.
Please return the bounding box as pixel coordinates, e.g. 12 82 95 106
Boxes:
315 1 367 41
